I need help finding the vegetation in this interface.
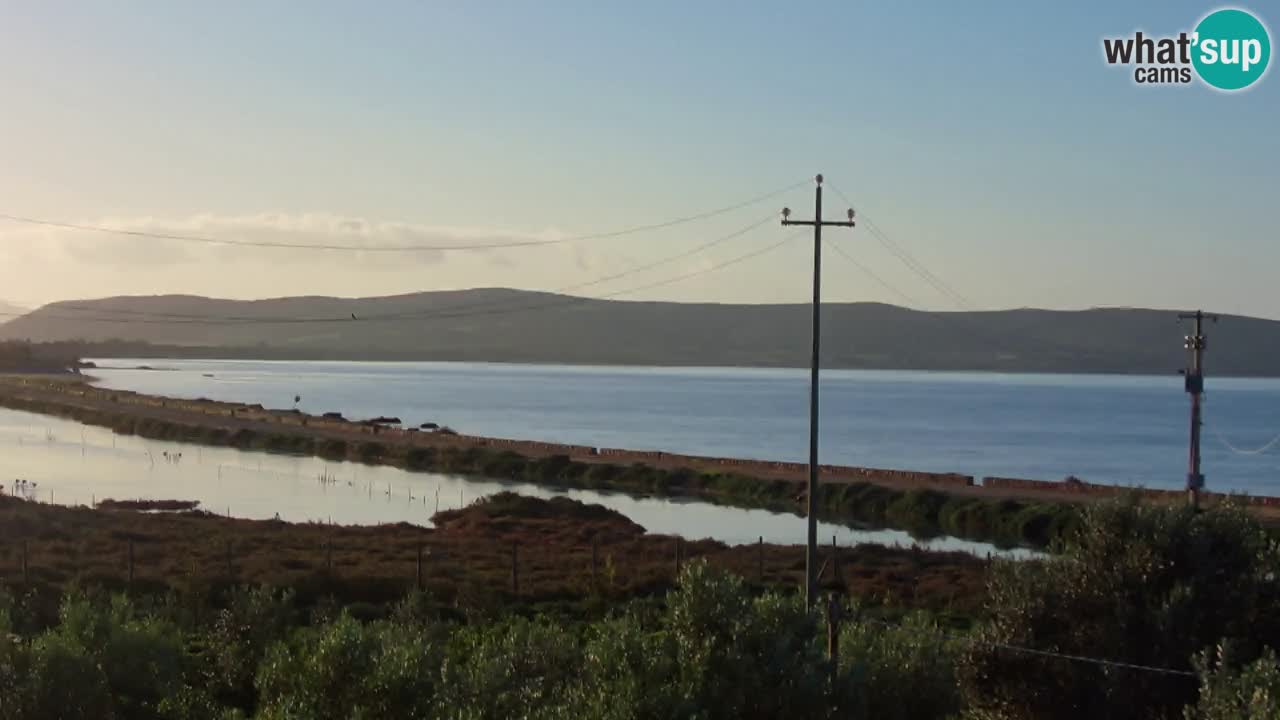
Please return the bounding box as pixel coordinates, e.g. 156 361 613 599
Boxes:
0 565 967 720
2 496 1277 718
0 341 82 374
96 499 201 512
959 497 1280 720
0 493 989 620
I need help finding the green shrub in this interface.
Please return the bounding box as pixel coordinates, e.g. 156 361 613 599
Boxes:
834 611 962 720
959 498 1280 720
1186 645 1280 719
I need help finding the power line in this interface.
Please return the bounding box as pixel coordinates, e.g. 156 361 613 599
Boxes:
827 183 975 310
1203 396 1280 456
0 215 777 326
822 238 922 308
0 228 802 327
0 179 807 253
861 616 1196 679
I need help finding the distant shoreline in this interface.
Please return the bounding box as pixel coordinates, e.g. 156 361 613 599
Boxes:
80 355 1280 382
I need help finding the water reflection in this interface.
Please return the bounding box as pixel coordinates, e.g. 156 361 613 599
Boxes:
0 408 1032 558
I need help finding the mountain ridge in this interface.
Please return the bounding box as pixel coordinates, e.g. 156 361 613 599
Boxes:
1 289 1275 376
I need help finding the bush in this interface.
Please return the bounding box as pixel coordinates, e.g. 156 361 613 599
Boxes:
1186 645 1280 719
958 497 1280 720
23 633 114 720
255 613 447 720
203 586 298 713
52 593 185 720
834 611 962 720
437 616 581 719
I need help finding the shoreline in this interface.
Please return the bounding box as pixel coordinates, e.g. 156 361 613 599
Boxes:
84 355 1280 381
1 374 1273 547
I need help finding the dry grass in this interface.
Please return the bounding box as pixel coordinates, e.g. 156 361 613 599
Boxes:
0 493 989 616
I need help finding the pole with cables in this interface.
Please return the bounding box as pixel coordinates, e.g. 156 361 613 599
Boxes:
1179 310 1218 509
782 174 856 607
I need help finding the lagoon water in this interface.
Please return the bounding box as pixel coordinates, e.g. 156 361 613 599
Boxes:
0 408 1031 557
89 359 1280 495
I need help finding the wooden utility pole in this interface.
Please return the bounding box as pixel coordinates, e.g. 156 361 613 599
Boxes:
782 174 856 606
1179 310 1218 509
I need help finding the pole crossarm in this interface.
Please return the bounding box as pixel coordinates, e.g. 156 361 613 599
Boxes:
782 220 857 228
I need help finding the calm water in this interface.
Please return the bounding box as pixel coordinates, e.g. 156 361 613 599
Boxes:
90 359 1280 495
0 408 1027 557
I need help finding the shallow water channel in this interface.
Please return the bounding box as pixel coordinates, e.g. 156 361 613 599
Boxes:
0 408 1034 558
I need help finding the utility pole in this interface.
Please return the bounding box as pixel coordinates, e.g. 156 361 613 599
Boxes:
782 174 855 606
1179 310 1218 509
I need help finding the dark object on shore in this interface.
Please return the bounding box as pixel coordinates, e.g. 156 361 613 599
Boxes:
322 412 344 420
97 498 200 512
202 373 214 378
436 426 458 435
135 365 154 371
420 422 439 430
366 416 402 425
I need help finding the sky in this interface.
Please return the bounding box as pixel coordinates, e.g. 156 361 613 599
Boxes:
0 1 1277 317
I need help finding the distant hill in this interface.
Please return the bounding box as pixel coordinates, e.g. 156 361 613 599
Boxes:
0 300 29 320
1 289 1276 375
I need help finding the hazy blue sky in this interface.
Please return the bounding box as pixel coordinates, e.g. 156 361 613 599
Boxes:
1 1 1276 316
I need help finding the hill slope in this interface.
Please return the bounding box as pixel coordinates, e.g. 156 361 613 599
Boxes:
1 290 1275 375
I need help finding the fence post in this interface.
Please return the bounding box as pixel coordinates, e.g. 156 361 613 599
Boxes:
591 536 599 591
758 535 764 584
22 540 29 585
416 543 423 591
128 539 135 589
826 593 842 690
511 542 519 596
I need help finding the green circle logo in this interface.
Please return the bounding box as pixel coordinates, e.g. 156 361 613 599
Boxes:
1192 8 1271 91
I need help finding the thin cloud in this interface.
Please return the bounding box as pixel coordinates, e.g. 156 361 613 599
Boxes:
0 212 570 269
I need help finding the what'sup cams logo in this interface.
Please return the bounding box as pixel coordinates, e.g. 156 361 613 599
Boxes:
1103 7 1271 91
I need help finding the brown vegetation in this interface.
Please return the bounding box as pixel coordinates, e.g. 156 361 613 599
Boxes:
95 498 201 512
0 493 989 617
